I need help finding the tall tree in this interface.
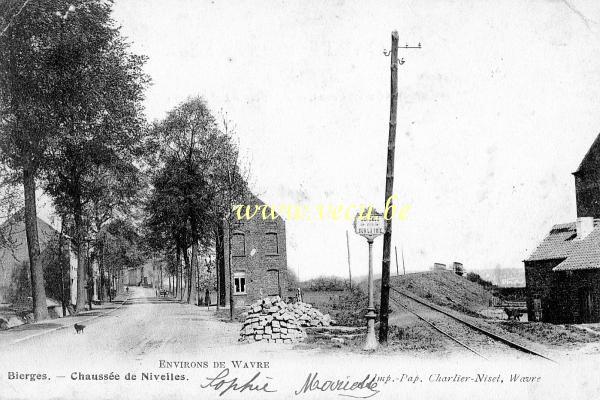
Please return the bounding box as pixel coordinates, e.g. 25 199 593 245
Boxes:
101 218 144 298
145 155 194 303
145 98 248 309
39 0 148 312
89 164 143 302
0 0 68 320
211 115 248 318
148 98 222 305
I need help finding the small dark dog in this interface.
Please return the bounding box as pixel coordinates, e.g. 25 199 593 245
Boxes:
74 323 85 334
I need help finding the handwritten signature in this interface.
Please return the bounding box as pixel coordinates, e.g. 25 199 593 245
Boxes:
200 368 277 396
295 372 380 399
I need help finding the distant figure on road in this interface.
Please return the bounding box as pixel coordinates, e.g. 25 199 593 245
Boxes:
126 287 129 294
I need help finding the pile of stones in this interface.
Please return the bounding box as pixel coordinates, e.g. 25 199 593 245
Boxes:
288 301 335 327
239 296 306 343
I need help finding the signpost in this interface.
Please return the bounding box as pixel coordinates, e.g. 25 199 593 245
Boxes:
353 211 386 351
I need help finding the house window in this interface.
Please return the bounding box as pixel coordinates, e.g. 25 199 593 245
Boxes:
234 272 246 294
232 233 245 257
231 221 243 229
265 222 277 230
265 232 278 254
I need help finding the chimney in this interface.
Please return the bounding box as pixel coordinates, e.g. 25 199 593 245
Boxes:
576 217 594 239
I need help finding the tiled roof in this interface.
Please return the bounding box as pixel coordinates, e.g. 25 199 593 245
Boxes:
526 222 577 262
575 132 600 175
525 220 600 271
553 225 600 271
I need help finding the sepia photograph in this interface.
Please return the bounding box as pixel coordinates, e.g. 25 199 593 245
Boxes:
1 0 600 399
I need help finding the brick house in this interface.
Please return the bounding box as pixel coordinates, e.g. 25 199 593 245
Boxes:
219 195 288 308
525 133 600 323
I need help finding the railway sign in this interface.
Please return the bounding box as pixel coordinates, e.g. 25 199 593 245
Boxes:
353 211 386 241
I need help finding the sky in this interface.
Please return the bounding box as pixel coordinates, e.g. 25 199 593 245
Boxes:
41 0 600 280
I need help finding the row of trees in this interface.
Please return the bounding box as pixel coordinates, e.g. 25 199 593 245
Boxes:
1 1 249 320
0 0 148 319
144 98 248 316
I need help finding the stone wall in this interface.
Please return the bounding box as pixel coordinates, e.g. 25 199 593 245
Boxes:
525 259 600 323
524 259 561 323
553 269 600 323
575 173 600 219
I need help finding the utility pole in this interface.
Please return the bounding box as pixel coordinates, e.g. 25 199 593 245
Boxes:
378 31 399 344
346 230 352 290
402 244 406 275
216 242 220 309
394 246 399 276
379 32 421 344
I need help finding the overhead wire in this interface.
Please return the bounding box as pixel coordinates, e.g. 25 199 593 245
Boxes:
0 0 32 38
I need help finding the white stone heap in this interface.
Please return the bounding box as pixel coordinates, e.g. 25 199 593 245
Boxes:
239 297 333 343
288 301 334 327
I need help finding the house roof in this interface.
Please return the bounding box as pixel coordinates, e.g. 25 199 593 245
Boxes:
525 220 600 271
526 222 577 262
233 192 286 223
0 215 60 260
574 132 600 175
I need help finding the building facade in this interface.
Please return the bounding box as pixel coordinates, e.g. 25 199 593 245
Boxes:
0 215 78 306
525 133 600 323
574 134 600 219
221 197 288 308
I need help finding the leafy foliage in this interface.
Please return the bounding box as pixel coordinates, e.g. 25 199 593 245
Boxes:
144 97 248 305
101 218 145 274
465 272 494 289
301 276 350 291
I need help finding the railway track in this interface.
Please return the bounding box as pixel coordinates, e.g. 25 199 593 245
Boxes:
389 287 556 363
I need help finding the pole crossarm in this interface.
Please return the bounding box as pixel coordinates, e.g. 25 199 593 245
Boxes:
383 42 422 65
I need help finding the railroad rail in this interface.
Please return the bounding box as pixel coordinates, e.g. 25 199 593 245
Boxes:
389 287 557 363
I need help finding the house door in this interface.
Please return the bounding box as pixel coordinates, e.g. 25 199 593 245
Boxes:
533 297 542 322
265 269 280 297
579 288 593 323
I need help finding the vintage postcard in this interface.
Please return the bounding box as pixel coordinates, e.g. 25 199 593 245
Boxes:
1 0 599 399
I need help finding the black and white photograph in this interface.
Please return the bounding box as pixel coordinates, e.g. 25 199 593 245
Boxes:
1 1 600 399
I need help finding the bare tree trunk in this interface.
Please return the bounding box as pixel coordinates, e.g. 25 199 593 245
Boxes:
107 262 112 302
118 269 124 294
183 247 191 303
159 264 163 289
196 259 201 306
23 168 48 321
98 241 105 303
74 196 87 313
216 224 226 307
177 246 184 302
86 241 92 311
228 220 234 320
189 228 199 306
215 228 220 310
58 217 66 316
